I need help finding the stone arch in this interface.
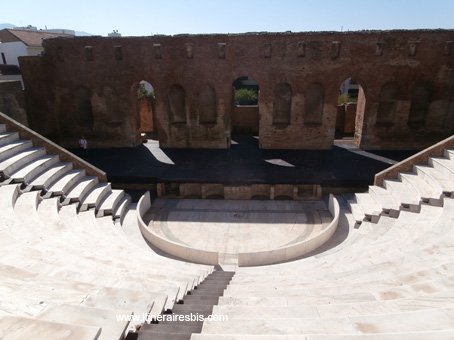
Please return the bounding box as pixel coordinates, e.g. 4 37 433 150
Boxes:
273 82 292 125
198 84 216 124
304 83 324 124
335 77 366 143
168 84 186 124
74 86 94 128
133 80 155 133
408 82 431 128
377 81 399 126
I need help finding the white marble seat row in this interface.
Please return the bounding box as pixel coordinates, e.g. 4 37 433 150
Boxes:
0 316 102 340
213 289 454 318
201 307 454 335
191 330 454 340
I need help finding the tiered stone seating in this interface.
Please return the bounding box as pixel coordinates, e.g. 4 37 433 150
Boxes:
196 145 454 338
348 148 454 224
1 115 453 339
0 122 214 339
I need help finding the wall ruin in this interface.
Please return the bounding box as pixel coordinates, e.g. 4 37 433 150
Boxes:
19 30 454 150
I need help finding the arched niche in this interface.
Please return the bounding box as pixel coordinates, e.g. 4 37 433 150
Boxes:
74 86 94 128
198 84 216 124
135 80 155 133
273 82 292 125
305 83 324 124
168 84 186 124
408 82 431 128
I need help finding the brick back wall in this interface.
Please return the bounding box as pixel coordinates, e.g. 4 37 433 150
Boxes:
19 30 454 149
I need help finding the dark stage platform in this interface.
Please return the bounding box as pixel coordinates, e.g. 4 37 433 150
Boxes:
70 136 418 188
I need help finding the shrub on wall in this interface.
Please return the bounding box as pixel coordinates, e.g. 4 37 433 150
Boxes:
234 88 258 105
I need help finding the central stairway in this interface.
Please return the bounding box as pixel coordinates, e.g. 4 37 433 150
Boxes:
136 271 234 340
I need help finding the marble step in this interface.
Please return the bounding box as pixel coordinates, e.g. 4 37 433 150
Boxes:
0 139 32 162
25 162 72 191
37 304 131 340
347 200 366 224
79 182 112 211
43 169 86 198
81 286 167 325
96 189 125 217
191 330 454 339
444 149 454 160
0 315 101 340
368 185 400 217
0 147 47 177
429 157 454 181
398 172 443 206
0 131 19 147
382 179 420 212
353 193 381 223
114 194 131 222
62 176 98 205
119 204 152 250
5 155 59 184
200 307 454 335
414 165 454 196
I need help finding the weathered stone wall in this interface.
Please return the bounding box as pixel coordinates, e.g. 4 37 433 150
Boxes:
0 80 27 125
19 30 454 149
157 182 321 200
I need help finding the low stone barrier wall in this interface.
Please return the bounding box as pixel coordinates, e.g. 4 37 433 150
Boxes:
137 192 339 267
237 194 340 266
137 191 219 265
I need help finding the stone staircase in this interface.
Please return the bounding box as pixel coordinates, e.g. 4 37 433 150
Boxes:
0 122 129 222
348 148 454 225
0 121 214 339
135 271 234 340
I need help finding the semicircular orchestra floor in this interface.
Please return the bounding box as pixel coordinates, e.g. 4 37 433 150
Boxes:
146 199 332 253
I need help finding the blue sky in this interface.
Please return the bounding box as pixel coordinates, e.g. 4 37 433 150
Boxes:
2 0 453 36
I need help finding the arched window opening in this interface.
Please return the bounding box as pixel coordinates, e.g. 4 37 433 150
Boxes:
273 83 292 125
136 80 155 135
335 77 365 140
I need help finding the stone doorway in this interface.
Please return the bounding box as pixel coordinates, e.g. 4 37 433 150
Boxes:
231 76 259 137
133 80 156 140
335 77 366 146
